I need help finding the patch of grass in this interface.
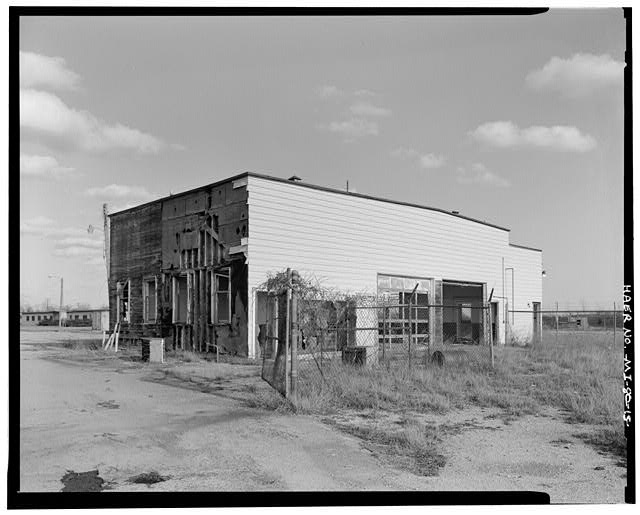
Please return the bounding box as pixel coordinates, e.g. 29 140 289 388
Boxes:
337 420 446 476
293 331 624 459
61 339 102 351
167 349 204 363
243 389 295 413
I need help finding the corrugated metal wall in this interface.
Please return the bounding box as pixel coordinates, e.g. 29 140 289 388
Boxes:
246 176 542 357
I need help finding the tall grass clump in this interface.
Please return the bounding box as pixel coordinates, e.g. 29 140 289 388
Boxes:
293 330 625 460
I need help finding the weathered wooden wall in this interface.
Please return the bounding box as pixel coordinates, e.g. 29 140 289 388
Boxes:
109 202 163 340
108 177 250 355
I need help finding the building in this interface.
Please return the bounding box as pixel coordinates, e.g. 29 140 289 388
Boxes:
108 172 542 358
66 309 110 330
20 308 109 329
20 310 60 326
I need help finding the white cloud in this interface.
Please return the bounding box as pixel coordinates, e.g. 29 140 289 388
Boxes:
53 246 102 258
20 216 97 239
20 216 55 229
320 118 379 141
391 147 445 169
456 163 510 188
84 184 157 201
53 236 104 259
469 121 596 152
419 153 446 169
55 237 103 249
20 154 76 179
20 88 163 154
390 147 419 159
317 85 343 99
349 101 392 118
20 51 81 91
354 89 376 97
526 53 624 97
316 87 390 142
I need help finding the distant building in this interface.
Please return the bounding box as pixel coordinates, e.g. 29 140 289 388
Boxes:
21 308 109 330
66 309 110 330
108 172 543 357
20 311 60 326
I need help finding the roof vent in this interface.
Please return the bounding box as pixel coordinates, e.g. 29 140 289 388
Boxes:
288 175 302 182
452 210 460 215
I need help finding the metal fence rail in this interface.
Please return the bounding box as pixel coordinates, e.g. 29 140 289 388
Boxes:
506 308 623 346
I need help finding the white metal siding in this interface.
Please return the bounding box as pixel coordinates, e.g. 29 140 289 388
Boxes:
504 245 543 341
245 176 542 356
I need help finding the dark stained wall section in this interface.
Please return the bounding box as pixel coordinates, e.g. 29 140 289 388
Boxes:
108 179 250 354
109 202 163 338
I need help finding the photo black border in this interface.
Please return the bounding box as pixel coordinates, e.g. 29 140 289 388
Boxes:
8 5 633 508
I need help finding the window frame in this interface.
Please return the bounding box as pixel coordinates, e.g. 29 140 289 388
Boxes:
142 275 158 324
212 267 231 325
116 279 131 324
377 273 431 345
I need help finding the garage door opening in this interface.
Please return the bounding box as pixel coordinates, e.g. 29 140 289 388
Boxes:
442 281 484 344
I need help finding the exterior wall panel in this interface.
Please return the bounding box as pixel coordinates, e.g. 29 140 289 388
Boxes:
504 245 544 341
246 176 542 357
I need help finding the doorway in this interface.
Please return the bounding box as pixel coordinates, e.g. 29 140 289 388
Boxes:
442 281 484 344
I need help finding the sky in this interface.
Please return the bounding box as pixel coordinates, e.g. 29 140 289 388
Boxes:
18 10 626 310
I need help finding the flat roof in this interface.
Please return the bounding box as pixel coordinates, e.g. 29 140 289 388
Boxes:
21 308 108 314
109 171 513 232
509 242 542 253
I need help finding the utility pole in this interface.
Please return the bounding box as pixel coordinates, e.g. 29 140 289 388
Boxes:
48 274 64 329
103 203 110 286
58 277 63 328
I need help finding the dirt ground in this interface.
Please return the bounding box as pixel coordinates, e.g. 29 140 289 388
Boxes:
19 329 626 502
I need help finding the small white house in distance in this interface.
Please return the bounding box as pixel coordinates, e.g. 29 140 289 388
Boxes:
246 174 542 357
108 172 542 358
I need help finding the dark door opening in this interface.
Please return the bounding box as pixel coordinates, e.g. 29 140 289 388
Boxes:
442 281 484 344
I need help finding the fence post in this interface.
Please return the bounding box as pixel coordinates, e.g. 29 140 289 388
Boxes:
613 301 616 345
289 270 299 404
382 304 387 361
505 300 509 346
488 303 494 368
555 301 559 344
320 329 323 373
408 296 412 371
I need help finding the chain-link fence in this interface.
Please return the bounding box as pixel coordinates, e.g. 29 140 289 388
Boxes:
260 269 494 401
506 308 623 346
295 294 493 395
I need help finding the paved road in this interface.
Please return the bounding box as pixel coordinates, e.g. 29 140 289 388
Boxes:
19 345 424 492
19 333 627 501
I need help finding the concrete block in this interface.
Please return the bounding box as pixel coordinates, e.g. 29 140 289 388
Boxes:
149 338 165 363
